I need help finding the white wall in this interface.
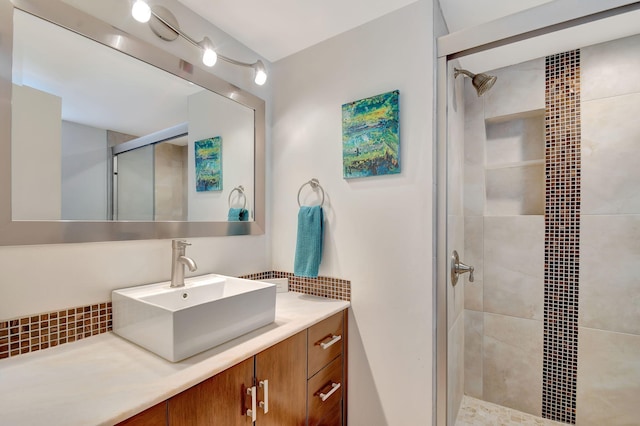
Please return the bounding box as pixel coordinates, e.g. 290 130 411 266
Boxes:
11 84 62 220
1 0 272 320
187 90 255 221
271 2 434 423
61 120 108 220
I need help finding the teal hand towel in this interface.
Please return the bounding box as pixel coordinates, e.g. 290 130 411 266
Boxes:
294 205 324 278
228 208 249 221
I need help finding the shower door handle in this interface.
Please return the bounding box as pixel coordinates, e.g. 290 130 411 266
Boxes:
451 250 474 286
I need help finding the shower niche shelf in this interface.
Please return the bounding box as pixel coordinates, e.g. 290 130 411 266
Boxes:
485 159 544 170
484 110 545 216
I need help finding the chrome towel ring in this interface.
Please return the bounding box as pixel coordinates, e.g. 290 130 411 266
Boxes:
228 185 247 209
297 178 325 207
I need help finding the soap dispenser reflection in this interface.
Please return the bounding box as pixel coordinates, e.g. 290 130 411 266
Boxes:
170 240 198 288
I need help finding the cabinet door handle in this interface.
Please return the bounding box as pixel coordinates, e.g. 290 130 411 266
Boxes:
318 382 341 402
246 385 257 421
259 379 269 414
318 334 342 350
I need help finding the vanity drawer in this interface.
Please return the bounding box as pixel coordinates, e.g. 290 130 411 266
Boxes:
308 312 343 378
308 355 343 426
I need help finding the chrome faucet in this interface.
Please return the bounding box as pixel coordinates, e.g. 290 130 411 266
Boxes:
170 240 198 288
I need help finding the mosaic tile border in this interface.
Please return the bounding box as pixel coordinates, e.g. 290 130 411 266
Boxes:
240 271 351 301
0 303 112 360
1 271 350 361
542 49 581 424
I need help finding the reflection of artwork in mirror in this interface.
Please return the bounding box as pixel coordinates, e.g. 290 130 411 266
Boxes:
342 90 400 179
195 137 223 192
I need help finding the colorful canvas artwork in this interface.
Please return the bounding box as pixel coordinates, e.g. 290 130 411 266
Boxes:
195 136 222 192
342 90 400 179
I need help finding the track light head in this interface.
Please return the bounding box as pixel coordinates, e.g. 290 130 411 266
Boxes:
131 0 151 23
199 37 217 67
253 60 267 86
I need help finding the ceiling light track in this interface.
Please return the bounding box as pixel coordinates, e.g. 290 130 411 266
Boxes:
131 0 267 85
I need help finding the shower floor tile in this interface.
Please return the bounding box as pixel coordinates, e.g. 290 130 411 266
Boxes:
456 396 568 426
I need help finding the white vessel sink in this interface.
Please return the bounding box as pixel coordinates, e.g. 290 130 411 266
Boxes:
112 274 276 362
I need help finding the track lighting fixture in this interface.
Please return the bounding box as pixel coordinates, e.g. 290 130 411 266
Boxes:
131 1 267 85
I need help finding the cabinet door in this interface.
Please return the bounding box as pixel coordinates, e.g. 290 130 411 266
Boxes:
255 331 307 426
168 357 254 426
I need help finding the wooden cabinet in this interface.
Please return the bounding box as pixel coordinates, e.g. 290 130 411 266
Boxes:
119 309 347 426
168 357 254 426
255 331 307 425
168 331 306 426
307 311 347 426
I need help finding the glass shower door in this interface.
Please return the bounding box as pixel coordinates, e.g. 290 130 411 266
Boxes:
113 144 154 221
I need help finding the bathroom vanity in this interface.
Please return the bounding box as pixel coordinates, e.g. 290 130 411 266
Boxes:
0 293 349 425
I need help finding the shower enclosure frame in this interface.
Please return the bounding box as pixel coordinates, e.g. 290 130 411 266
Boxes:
433 1 640 425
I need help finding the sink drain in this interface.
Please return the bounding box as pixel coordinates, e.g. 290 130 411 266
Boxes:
181 292 189 299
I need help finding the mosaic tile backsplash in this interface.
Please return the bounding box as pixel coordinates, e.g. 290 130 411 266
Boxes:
241 271 351 301
0 272 350 360
0 303 112 360
542 49 581 424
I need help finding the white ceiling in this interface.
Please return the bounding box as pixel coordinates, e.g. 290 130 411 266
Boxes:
177 0 555 62
438 0 554 33
177 0 418 62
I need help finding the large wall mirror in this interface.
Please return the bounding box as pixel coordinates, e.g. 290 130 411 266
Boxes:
0 0 266 245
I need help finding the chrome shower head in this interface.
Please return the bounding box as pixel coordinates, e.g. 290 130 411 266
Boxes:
454 68 497 96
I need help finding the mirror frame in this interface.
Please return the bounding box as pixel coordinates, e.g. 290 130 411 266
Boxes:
0 0 266 245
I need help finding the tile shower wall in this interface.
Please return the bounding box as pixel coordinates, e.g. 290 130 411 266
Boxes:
461 34 640 425
447 66 466 425
463 58 547 418
576 33 640 426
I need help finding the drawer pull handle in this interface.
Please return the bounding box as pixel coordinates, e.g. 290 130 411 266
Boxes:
246 385 257 421
319 334 342 350
318 382 341 402
259 379 269 414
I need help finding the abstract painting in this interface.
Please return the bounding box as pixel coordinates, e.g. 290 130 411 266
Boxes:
342 90 400 179
195 136 222 192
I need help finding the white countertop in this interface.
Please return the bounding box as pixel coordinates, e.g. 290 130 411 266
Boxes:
0 292 349 426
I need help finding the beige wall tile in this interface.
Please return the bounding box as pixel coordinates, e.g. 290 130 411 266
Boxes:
449 72 466 218
448 312 465 426
483 58 545 120
582 33 640 101
484 216 544 320
464 216 483 311
464 165 485 217
463 78 486 217
485 164 544 216
483 313 543 416
449 215 465 329
485 114 544 167
582 93 640 215
464 309 483 399
576 327 640 425
580 215 640 335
